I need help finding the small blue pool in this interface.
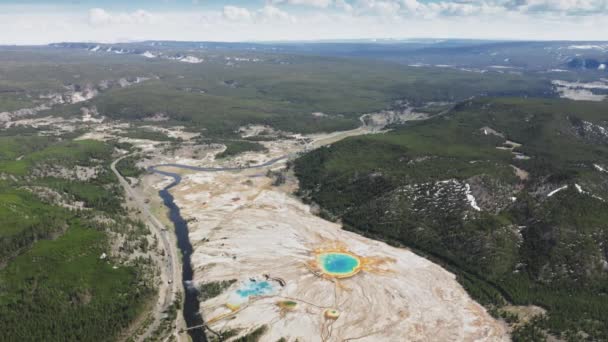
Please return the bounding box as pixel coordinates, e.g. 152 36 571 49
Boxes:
318 252 361 277
236 280 275 298
227 279 278 309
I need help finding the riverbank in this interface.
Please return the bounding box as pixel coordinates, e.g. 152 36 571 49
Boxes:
155 173 206 342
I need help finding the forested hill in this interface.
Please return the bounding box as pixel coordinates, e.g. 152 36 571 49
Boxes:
0 134 154 341
295 97 608 341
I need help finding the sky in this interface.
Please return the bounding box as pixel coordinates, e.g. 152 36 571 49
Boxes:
0 0 607 44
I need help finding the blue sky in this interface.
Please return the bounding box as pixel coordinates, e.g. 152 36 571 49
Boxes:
0 0 607 44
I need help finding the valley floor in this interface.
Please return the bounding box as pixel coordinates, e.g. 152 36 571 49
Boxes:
141 128 509 341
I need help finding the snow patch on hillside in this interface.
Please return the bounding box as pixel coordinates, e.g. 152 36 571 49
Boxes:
553 80 608 101
465 183 481 211
179 56 204 64
582 120 608 138
548 185 568 197
567 45 608 51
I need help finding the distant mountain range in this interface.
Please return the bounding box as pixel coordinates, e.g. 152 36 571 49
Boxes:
49 39 608 73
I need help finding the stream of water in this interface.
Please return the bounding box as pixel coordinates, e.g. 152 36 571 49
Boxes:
155 169 206 342
148 156 287 342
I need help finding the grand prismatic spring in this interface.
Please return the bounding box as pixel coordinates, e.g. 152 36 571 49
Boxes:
316 252 361 278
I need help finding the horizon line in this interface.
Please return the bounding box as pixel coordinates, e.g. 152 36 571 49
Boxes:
1 37 608 47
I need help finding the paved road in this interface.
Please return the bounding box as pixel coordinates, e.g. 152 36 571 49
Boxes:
111 154 180 342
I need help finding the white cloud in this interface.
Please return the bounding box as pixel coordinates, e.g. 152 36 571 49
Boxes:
343 0 608 18
258 5 296 22
0 2 606 44
335 0 354 12
354 0 402 17
222 5 295 23
402 0 424 12
271 0 334 8
427 1 491 16
503 0 608 14
223 6 253 21
88 8 157 26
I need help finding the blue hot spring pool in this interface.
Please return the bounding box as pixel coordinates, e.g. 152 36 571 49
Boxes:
317 252 361 277
236 280 276 298
227 279 278 308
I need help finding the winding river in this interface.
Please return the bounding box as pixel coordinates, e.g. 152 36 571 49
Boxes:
148 156 287 342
